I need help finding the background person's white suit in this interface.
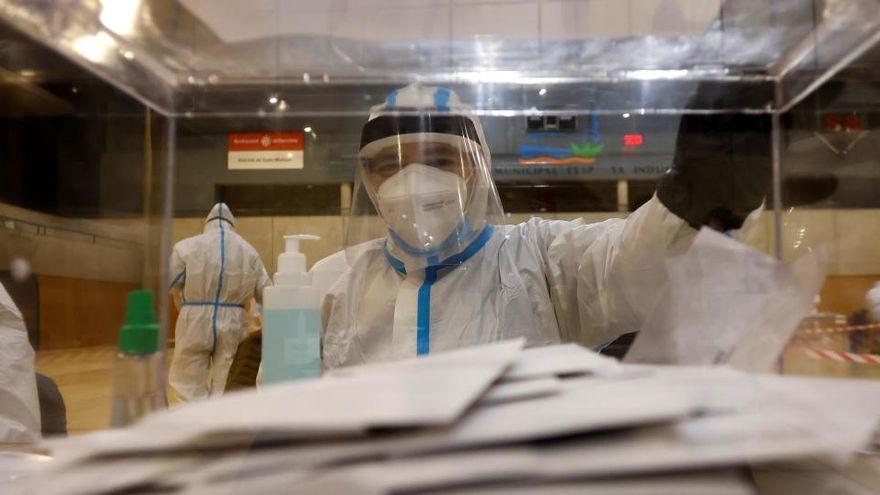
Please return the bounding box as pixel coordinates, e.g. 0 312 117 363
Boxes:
169 203 270 401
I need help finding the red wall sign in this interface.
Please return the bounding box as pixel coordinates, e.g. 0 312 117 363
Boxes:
227 131 304 169
623 134 644 148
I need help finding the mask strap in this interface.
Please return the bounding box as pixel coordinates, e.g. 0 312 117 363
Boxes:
384 223 494 275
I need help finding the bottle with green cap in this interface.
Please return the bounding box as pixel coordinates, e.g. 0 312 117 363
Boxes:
111 290 165 427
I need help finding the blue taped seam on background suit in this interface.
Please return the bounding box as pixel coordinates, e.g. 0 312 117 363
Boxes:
182 301 243 308
386 90 397 108
433 87 451 111
210 204 227 355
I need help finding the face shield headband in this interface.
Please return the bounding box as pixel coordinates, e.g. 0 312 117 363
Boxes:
360 114 483 152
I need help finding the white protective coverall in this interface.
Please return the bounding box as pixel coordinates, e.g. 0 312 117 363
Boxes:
0 282 40 442
320 197 701 368
169 203 270 401
317 84 757 369
868 282 880 323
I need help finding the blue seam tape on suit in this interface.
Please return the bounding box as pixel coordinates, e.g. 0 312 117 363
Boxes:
436 224 493 267
211 204 227 356
433 87 451 111
383 245 407 275
384 224 495 276
416 267 437 355
182 301 244 308
409 224 495 356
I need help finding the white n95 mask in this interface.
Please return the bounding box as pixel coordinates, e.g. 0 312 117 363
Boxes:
376 164 469 253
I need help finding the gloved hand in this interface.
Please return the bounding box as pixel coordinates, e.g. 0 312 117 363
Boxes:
657 84 773 232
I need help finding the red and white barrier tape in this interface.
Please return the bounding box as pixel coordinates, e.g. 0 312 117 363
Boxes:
796 322 880 336
801 347 880 366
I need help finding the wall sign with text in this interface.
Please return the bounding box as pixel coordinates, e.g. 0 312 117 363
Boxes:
227 131 304 170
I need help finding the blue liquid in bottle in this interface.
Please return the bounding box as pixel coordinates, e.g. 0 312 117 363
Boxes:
262 308 321 384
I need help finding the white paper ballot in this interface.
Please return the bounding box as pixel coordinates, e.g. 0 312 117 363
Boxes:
477 377 563 406
325 339 525 379
20 344 880 495
435 471 756 495
625 228 826 371
45 340 524 463
179 460 757 495
177 368 880 494
176 403 862 495
157 372 699 490
501 343 620 382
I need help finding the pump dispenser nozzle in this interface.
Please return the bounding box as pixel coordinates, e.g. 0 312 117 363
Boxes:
276 234 320 286
284 234 320 256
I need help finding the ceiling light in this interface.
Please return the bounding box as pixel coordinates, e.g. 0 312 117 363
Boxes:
99 0 140 36
72 32 117 63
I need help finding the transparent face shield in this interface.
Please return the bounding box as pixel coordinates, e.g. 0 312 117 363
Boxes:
345 113 505 271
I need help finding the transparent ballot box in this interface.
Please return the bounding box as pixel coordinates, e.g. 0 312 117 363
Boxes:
0 0 878 440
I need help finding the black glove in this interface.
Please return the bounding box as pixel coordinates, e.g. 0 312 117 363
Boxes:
657 85 773 232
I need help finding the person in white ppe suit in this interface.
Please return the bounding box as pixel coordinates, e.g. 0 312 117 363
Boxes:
169 203 270 401
317 83 770 368
0 281 40 443
868 282 880 323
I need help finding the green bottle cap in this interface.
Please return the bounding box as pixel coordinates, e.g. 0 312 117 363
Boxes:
119 290 159 354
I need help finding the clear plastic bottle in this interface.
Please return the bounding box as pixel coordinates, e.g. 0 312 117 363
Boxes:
262 234 322 384
111 290 165 427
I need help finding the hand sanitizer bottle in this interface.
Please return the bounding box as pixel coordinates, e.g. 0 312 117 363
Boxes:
111 290 165 427
262 235 322 384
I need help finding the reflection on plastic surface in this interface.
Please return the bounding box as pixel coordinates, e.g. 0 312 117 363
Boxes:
0 0 878 472
625 228 826 371
0 0 877 115
98 0 140 37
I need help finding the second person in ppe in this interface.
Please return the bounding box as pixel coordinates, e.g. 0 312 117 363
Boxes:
317 83 770 368
169 203 270 401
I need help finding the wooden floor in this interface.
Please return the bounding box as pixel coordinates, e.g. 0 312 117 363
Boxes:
781 335 880 380
36 347 116 434
35 347 174 434
34 337 880 435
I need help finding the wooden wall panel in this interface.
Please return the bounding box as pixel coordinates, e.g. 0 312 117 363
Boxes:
38 275 138 349
819 275 880 316
37 272 878 350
